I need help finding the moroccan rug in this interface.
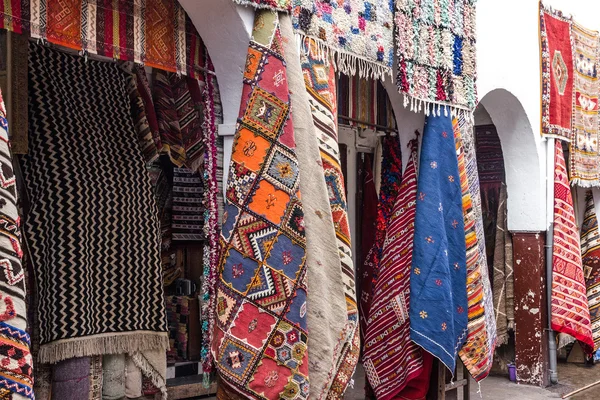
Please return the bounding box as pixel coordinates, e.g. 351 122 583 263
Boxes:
358 152 378 345
167 295 190 362
348 74 377 129
362 136 425 400
0 0 206 78
233 0 291 11
52 357 91 400
360 134 403 352
570 22 600 187
540 3 574 140
23 42 168 363
301 36 359 398
282 17 348 399
455 119 494 382
292 0 394 80
172 167 205 242
90 355 102 400
492 183 514 345
410 109 468 372
200 52 221 374
214 10 309 399
125 355 143 398
458 113 497 366
396 0 478 116
0 91 33 400
475 124 504 268
581 190 600 351
551 142 594 353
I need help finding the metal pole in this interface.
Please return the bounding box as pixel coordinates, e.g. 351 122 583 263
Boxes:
546 137 558 384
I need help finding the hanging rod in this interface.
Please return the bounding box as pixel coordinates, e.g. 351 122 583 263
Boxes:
337 115 398 133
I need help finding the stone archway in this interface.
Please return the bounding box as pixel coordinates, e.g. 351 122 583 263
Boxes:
479 88 545 233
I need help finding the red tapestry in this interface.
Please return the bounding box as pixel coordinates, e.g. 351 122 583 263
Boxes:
146 0 176 73
551 143 594 353
47 0 82 50
540 3 574 140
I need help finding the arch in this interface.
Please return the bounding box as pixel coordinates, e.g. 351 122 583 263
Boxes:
479 89 545 232
180 0 253 126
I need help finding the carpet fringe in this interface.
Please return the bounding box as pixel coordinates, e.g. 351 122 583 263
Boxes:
401 93 475 124
131 351 168 400
296 33 392 81
38 332 169 364
571 178 600 187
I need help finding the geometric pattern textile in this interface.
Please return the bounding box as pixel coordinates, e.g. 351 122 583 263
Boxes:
455 119 495 382
551 143 594 354
360 134 403 357
410 109 469 372
23 42 168 363
0 0 207 78
292 0 394 80
166 296 190 363
171 168 205 242
396 0 478 114
0 91 33 400
363 137 424 400
301 37 359 399
570 23 600 187
457 113 497 368
214 11 309 399
492 183 515 346
540 3 574 140
581 190 600 351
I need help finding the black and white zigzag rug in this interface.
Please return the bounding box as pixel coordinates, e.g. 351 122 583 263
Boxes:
22 43 168 364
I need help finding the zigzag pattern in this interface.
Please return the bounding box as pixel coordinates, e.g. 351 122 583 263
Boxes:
23 43 166 351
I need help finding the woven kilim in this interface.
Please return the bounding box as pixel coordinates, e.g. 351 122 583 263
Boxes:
23 43 168 363
540 3 574 140
0 0 206 78
214 11 309 399
166 296 190 363
455 119 494 381
301 37 359 399
360 133 403 368
458 113 497 363
172 167 205 242
0 91 33 400
551 143 594 353
363 137 424 400
570 23 600 187
410 110 468 372
154 69 187 168
396 0 478 115
581 190 600 351
348 74 376 129
292 0 394 80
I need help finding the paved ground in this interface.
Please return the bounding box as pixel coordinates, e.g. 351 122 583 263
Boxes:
344 362 600 400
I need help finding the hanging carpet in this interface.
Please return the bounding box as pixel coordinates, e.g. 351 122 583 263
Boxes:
362 136 427 400
359 134 403 360
551 142 594 353
539 3 574 140
396 0 478 115
570 23 600 187
0 0 206 78
301 37 359 398
455 118 495 381
214 10 309 399
282 17 348 399
0 91 33 400
581 190 600 351
292 0 394 80
492 183 514 346
23 42 168 364
410 109 468 372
